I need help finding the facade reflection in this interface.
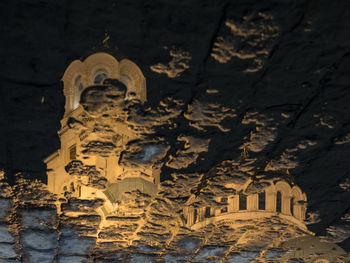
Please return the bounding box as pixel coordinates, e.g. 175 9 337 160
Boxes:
39 52 349 262
184 180 308 232
45 52 159 218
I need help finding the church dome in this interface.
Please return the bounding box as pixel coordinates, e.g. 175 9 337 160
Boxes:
61 52 146 116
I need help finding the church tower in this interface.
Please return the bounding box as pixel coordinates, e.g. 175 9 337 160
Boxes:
44 52 159 216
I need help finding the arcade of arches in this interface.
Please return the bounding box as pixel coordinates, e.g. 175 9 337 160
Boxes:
183 180 308 231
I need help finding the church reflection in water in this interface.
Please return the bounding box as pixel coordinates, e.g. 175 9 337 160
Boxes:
35 52 348 262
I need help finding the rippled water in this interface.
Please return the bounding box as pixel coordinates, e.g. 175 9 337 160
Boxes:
1 53 349 262
0 172 348 262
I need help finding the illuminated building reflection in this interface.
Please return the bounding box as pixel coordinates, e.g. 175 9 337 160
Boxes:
38 52 349 262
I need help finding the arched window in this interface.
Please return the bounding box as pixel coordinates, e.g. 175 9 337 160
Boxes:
73 76 83 110
290 197 294 216
220 197 228 213
94 70 108 84
276 191 282 213
69 144 76 160
205 207 211 218
239 193 247 210
258 191 266 210
193 209 197 223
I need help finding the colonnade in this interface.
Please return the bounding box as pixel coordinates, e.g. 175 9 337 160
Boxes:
184 181 307 227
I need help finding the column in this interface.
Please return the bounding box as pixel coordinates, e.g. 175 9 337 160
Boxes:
232 195 239 212
266 189 276 212
283 195 292 215
247 194 258 211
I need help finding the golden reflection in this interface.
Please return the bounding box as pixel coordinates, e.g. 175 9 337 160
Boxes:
45 52 157 216
183 179 309 233
38 52 349 262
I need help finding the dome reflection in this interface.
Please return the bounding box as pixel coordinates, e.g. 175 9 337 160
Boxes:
1 52 347 262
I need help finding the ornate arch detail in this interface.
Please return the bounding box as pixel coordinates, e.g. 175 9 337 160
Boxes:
62 60 85 88
62 60 86 115
291 185 307 220
183 179 309 230
61 52 147 116
291 185 306 201
274 181 292 195
84 52 120 84
119 59 147 102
